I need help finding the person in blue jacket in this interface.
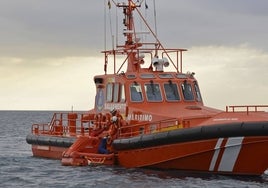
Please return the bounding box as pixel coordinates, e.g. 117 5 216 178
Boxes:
98 136 109 154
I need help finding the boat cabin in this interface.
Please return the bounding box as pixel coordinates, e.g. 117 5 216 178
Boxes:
93 70 204 121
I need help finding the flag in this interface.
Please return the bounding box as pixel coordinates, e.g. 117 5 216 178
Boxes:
108 0 111 9
145 0 148 9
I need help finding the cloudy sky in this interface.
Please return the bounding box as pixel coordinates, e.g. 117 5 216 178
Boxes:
0 0 268 110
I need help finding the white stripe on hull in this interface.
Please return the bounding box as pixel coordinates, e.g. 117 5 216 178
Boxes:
218 137 244 172
37 145 50 150
209 138 223 171
209 137 244 172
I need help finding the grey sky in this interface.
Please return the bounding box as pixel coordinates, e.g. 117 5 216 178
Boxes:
1 0 267 58
0 0 268 110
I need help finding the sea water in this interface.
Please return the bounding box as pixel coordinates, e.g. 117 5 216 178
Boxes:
0 111 267 188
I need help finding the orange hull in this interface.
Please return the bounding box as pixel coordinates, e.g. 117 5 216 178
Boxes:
116 136 268 175
31 145 67 159
60 136 115 166
31 142 115 166
30 135 268 175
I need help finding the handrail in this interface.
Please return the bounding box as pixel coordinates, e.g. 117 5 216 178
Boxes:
118 118 182 138
103 47 186 74
226 105 268 115
31 112 97 136
32 112 209 139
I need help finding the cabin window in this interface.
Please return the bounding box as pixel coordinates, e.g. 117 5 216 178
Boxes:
120 84 126 102
181 81 194 101
113 83 120 102
164 81 180 101
106 83 113 102
107 83 125 103
130 83 143 102
145 81 162 102
140 73 155 79
159 73 173 79
194 82 202 102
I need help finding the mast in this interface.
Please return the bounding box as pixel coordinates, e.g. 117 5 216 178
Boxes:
118 0 141 72
103 0 187 74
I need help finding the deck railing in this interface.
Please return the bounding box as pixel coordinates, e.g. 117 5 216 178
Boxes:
118 118 182 138
31 112 96 136
31 111 217 139
31 112 184 139
226 105 268 115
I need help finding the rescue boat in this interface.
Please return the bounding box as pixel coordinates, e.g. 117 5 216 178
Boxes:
26 0 268 176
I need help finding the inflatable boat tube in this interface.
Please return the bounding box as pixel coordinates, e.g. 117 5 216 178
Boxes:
26 134 76 147
113 121 268 150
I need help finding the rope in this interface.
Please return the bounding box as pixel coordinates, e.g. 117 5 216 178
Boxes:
108 1 114 49
104 0 107 51
153 0 158 41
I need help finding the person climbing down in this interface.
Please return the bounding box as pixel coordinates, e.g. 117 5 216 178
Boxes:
98 136 109 154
